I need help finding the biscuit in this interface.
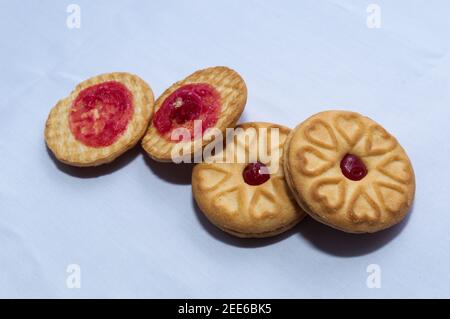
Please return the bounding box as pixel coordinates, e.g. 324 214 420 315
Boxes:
284 110 415 233
142 66 247 162
192 122 306 238
45 72 154 167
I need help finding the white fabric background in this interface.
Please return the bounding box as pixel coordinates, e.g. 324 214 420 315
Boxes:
0 0 449 298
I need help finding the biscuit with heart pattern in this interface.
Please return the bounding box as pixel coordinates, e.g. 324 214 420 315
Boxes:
284 110 415 233
192 122 306 238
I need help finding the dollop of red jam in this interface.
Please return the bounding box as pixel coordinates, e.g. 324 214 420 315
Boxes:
242 162 270 186
69 81 133 148
340 154 368 181
153 83 221 141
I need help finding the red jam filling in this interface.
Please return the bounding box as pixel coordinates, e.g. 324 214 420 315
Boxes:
69 81 133 148
153 83 221 141
340 154 368 181
242 162 270 186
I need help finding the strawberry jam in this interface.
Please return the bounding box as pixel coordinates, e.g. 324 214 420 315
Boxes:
340 154 367 181
153 83 220 141
69 81 133 148
243 162 270 186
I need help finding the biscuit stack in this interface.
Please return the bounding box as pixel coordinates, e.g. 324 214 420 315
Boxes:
45 66 415 238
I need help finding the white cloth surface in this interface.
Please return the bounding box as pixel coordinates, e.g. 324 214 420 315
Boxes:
0 0 449 298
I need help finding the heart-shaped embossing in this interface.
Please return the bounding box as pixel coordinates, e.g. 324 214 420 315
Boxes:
311 177 346 212
348 186 381 224
304 119 338 150
334 114 364 147
197 166 232 191
377 154 413 184
373 181 406 214
213 186 242 216
365 125 397 156
249 189 277 220
296 146 334 176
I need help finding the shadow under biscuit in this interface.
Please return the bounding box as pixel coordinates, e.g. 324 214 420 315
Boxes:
191 197 300 247
46 143 140 178
142 148 194 185
298 203 414 257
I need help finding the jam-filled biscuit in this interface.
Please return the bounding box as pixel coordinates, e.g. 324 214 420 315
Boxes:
192 122 306 238
142 66 247 162
45 72 154 166
284 111 415 233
